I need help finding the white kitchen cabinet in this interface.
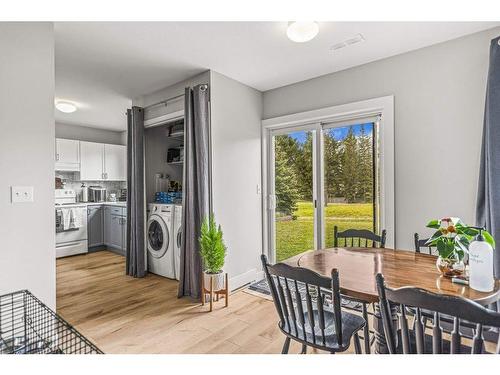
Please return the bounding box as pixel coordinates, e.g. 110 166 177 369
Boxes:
80 141 105 180
104 144 127 181
55 138 80 171
80 141 127 181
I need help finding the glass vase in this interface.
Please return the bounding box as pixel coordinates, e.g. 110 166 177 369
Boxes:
436 255 465 278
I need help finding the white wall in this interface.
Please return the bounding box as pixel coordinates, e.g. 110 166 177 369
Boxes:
56 122 125 145
263 27 500 251
210 71 263 288
0 23 56 308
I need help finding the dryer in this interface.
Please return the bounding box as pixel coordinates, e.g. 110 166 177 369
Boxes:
173 205 183 280
147 204 175 279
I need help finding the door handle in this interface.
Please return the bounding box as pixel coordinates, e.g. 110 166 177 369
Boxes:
268 195 276 210
56 241 82 249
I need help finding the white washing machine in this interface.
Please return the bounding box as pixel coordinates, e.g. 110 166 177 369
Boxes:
147 203 176 279
173 205 183 280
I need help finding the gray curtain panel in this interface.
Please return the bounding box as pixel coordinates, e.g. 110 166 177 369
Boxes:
476 36 500 278
178 84 211 299
126 106 146 278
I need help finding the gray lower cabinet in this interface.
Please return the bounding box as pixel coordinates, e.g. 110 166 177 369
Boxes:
87 205 104 248
103 206 127 256
121 216 127 254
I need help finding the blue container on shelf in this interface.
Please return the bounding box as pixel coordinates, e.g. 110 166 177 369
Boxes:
154 191 182 204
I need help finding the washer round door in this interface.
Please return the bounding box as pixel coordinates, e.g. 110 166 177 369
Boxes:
147 215 169 258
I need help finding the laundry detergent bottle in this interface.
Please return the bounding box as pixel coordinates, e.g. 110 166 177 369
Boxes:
468 228 494 292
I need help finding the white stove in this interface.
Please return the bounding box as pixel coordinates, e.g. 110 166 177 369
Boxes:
55 189 88 258
55 189 77 205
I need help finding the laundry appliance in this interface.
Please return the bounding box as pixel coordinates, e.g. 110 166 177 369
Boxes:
147 203 175 279
173 205 183 281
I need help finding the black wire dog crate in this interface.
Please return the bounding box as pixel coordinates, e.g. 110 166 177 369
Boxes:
0 290 102 354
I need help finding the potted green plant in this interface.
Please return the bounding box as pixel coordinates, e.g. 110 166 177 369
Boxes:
199 214 227 291
426 217 495 277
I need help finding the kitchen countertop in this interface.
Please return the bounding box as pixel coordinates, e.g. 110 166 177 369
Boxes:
55 202 127 208
87 202 127 207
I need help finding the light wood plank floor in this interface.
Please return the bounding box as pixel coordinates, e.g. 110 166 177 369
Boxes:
57 251 350 354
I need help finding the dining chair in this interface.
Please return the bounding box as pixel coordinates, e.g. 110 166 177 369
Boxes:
414 233 436 255
333 225 387 353
376 273 500 354
334 226 387 248
260 254 366 354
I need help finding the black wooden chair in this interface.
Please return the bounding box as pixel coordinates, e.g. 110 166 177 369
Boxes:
261 254 366 354
414 233 436 255
376 273 500 354
334 226 387 248
333 226 387 353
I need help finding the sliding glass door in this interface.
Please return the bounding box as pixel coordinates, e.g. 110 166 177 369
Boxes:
269 127 318 262
322 122 377 247
267 117 379 261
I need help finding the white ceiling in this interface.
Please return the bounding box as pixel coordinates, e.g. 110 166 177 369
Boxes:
55 22 500 131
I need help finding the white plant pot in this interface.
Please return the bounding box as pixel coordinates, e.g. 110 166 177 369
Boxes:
204 271 225 291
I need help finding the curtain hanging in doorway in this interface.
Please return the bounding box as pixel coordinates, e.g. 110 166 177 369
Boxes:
178 84 211 300
476 36 500 278
126 106 146 278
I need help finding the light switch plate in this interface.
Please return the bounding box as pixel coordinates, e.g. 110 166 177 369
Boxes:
11 186 34 203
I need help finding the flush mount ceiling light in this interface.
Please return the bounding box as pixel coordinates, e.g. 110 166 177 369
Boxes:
286 22 319 43
55 101 77 113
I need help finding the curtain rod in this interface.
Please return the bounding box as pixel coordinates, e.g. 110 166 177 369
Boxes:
144 93 185 110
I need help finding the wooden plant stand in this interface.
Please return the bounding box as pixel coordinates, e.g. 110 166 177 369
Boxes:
201 273 229 312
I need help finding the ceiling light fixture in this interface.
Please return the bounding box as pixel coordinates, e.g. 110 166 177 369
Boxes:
55 101 77 113
286 22 319 43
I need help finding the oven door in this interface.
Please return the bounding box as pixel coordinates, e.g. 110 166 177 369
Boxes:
55 207 88 244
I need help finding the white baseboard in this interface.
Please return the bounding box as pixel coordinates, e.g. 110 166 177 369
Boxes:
229 268 263 291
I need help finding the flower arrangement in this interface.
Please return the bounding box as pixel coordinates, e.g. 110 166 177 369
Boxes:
426 217 495 276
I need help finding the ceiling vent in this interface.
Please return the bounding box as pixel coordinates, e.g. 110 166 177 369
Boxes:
330 33 365 51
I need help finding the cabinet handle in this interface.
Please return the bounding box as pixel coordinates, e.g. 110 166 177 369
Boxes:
56 153 59 161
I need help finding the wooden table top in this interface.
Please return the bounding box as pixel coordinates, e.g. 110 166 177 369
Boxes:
284 247 500 305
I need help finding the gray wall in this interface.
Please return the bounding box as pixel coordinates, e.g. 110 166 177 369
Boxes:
210 71 263 288
0 23 56 308
56 122 125 145
263 27 500 251
136 70 263 289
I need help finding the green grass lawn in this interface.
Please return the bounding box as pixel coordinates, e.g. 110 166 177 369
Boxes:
276 201 374 262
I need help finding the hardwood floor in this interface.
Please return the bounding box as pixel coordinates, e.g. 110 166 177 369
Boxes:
57 251 348 354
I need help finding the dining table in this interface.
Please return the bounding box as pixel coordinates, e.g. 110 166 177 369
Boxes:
283 247 500 353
